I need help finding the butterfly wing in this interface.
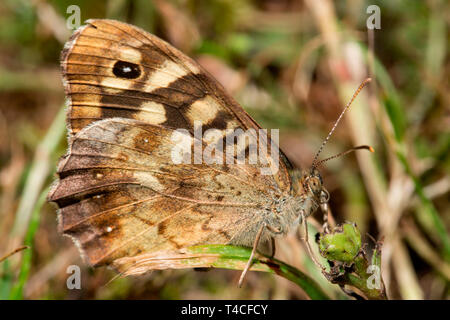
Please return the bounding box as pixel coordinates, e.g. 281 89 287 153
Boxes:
50 19 293 268
49 118 283 266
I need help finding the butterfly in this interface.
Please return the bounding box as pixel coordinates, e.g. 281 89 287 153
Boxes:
48 19 371 286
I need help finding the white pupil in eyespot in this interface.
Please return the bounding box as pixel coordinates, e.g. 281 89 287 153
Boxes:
122 66 131 73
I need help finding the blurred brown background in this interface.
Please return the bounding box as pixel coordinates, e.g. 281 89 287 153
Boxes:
0 0 449 299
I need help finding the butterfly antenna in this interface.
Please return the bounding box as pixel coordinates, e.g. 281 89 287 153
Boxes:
314 145 374 168
311 78 372 169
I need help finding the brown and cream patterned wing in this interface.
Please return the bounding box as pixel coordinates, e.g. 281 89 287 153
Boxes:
62 19 291 190
48 118 278 267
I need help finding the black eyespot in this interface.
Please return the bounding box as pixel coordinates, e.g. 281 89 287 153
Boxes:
112 60 141 79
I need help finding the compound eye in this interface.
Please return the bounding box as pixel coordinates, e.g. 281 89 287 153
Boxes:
308 177 321 192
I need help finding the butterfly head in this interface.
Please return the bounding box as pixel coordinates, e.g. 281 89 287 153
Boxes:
290 168 330 215
304 168 330 209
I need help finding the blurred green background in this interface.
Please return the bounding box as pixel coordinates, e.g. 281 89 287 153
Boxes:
0 0 448 299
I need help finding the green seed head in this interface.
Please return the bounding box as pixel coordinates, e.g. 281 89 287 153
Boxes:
318 222 362 263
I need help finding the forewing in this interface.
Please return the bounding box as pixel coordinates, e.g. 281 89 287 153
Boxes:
61 19 291 189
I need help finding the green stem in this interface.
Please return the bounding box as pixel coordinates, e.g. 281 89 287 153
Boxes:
188 245 330 300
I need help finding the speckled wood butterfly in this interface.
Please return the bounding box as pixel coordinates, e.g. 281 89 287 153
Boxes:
48 19 370 285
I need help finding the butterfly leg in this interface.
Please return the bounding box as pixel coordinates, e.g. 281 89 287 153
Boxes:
322 205 330 233
300 211 326 272
238 224 265 288
320 189 331 233
265 224 283 259
269 236 276 259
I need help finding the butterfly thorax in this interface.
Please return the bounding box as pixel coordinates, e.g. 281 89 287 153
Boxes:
247 168 328 242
